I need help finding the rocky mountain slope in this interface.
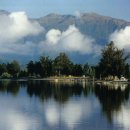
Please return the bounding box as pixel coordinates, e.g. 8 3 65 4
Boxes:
36 13 130 44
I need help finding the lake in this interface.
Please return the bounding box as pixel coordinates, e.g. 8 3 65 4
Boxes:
0 80 129 130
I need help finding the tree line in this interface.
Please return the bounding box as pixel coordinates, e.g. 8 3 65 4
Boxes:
0 53 95 78
27 53 95 78
0 41 129 79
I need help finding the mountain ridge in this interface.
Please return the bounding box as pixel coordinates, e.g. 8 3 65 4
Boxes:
0 10 130 64
36 12 130 44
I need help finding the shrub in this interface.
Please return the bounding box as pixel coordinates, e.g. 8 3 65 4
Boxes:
1 72 12 78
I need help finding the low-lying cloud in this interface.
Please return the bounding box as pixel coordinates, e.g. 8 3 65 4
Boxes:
40 25 102 55
74 11 82 19
0 11 102 56
0 11 43 43
110 26 130 51
0 11 44 55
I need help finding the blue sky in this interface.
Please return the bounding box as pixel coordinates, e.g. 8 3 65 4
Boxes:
0 0 130 21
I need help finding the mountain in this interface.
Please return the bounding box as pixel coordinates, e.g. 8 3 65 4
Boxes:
0 10 9 15
0 10 130 64
33 13 130 64
36 13 130 44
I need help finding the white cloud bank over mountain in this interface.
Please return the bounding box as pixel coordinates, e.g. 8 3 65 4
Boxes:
0 12 43 43
0 11 102 56
40 25 102 55
0 11 44 55
110 26 130 51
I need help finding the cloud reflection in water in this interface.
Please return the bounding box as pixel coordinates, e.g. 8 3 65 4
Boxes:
44 97 100 129
0 93 100 130
113 104 130 129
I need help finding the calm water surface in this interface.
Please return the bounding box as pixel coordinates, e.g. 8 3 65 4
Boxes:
0 80 130 130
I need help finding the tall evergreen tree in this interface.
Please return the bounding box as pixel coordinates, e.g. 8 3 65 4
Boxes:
27 61 35 76
40 56 52 77
98 41 130 78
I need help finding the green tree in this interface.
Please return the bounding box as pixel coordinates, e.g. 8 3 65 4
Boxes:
0 63 7 76
125 63 130 78
34 61 42 77
40 56 52 77
27 61 35 76
54 53 72 76
7 60 20 77
72 64 83 76
19 70 28 78
98 41 130 78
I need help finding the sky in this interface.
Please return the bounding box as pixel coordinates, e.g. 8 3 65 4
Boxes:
0 0 130 21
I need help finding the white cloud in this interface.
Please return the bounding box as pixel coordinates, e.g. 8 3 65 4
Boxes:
46 29 61 44
0 12 101 56
74 11 82 19
40 25 102 55
0 11 44 55
109 26 130 51
0 12 44 43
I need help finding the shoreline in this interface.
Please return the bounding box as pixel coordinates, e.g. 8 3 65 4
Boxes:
0 76 91 81
0 77 129 84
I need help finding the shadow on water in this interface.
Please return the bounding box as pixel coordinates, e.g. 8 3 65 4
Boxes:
95 82 130 122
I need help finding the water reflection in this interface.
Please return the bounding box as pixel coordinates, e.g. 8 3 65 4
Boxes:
113 104 130 130
0 80 19 96
26 80 93 103
95 82 130 130
0 80 97 130
44 97 100 129
0 80 130 130
95 82 130 123
97 82 128 91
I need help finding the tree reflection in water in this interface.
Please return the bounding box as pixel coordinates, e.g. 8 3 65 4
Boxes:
95 83 130 122
0 80 97 130
26 80 93 103
0 80 93 103
0 80 130 129
0 80 20 96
